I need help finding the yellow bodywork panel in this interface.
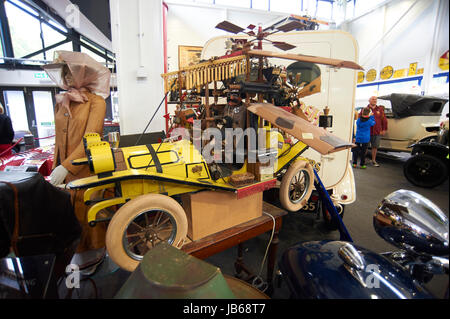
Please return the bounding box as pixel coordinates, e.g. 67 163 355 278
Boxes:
68 136 310 223
275 140 308 173
88 197 127 224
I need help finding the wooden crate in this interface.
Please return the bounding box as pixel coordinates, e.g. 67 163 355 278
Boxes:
247 161 274 182
181 191 263 241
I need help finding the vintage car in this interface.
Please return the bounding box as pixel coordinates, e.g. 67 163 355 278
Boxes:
66 26 362 271
403 113 449 188
67 103 355 271
279 189 448 299
377 93 448 152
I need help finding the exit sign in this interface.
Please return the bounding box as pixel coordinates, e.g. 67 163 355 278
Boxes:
34 72 49 79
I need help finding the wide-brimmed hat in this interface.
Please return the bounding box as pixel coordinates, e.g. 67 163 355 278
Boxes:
42 51 111 99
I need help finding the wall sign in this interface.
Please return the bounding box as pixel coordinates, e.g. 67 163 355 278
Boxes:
359 61 428 84
357 71 365 83
438 50 449 71
393 69 406 78
408 62 418 76
34 72 49 79
380 65 393 80
366 69 377 82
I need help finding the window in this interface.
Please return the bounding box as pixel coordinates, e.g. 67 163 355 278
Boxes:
346 0 355 19
5 1 43 59
32 91 55 146
42 23 66 48
3 90 29 132
79 37 108 63
270 0 301 14
302 0 319 15
81 46 106 63
45 42 73 61
316 1 332 20
1 0 111 65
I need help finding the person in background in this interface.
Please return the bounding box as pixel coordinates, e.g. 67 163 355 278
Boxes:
0 102 15 157
353 107 375 169
362 96 388 167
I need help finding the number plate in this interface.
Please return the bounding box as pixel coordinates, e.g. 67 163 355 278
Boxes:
299 192 319 213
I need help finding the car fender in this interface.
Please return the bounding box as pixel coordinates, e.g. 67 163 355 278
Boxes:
409 142 449 159
279 240 434 299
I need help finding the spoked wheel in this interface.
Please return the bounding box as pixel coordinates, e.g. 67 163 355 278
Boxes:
403 154 448 188
279 160 314 212
106 194 188 272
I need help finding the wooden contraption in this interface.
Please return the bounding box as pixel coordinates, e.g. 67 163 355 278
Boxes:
161 55 248 94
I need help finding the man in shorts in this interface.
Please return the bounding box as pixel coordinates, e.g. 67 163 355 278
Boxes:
366 96 387 166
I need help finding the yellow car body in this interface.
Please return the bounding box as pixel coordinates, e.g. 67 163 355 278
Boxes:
68 133 310 225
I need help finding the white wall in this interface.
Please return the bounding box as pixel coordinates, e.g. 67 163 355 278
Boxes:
110 0 165 135
341 0 449 103
0 69 55 86
165 1 314 116
165 2 288 72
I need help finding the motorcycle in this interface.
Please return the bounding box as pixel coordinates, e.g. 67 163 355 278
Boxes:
278 189 449 299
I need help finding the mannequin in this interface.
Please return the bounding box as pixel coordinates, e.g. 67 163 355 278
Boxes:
43 51 111 269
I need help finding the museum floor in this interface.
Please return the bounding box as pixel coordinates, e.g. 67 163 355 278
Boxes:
57 152 449 299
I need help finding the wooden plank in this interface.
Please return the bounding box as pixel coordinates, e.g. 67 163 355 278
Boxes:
247 103 355 155
247 49 363 70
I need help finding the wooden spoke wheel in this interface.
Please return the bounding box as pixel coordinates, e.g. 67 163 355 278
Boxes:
279 160 314 212
105 194 188 272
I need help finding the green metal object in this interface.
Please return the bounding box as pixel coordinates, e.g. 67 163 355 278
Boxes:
115 243 236 299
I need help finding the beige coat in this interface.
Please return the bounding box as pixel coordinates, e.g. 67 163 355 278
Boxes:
54 91 107 252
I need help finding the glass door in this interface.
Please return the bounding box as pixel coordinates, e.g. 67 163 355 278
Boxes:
31 90 55 146
2 90 34 141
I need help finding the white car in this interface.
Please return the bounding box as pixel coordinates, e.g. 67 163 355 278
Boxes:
377 94 448 152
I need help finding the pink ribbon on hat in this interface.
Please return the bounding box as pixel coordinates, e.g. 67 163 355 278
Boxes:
55 87 89 118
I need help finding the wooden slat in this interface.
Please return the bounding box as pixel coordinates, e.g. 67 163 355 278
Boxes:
247 103 355 155
247 50 363 70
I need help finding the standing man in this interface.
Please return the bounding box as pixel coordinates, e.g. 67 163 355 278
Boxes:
366 96 387 167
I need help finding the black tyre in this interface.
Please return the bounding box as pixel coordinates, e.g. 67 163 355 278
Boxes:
321 201 345 231
403 154 448 188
